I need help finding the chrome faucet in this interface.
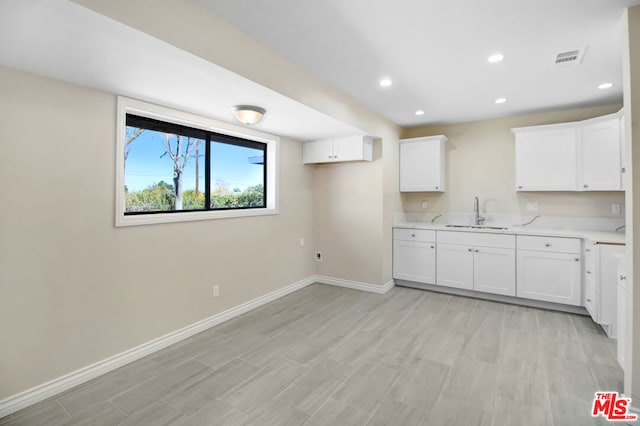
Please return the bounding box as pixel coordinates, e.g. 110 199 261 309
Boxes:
474 195 485 225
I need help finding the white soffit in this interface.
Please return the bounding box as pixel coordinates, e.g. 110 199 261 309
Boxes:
0 0 363 141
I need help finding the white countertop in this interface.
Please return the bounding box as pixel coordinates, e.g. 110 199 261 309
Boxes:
394 221 625 245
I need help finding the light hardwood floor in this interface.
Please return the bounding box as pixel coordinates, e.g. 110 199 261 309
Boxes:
0 284 622 425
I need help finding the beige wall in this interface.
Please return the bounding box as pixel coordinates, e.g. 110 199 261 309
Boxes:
401 105 625 217
0 66 317 399
313 159 383 284
622 5 640 404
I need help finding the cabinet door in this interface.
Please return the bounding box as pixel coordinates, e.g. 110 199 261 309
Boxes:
303 139 333 164
436 243 473 290
393 240 436 284
599 245 625 335
333 136 367 162
516 250 581 306
515 127 578 191
400 139 444 192
580 118 622 190
473 247 516 296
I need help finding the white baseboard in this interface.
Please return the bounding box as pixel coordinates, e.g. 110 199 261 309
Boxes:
0 276 316 418
315 276 395 294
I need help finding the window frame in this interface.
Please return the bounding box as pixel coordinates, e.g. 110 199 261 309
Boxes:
116 96 279 227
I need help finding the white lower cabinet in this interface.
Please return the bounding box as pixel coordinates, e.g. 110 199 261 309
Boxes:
584 241 625 338
436 232 516 296
393 228 597 309
393 229 436 284
436 243 474 290
516 235 582 306
474 247 517 296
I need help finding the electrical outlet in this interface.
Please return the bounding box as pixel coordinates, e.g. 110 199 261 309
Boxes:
315 251 323 261
212 285 219 298
421 200 428 209
299 237 305 247
526 202 538 212
612 203 621 215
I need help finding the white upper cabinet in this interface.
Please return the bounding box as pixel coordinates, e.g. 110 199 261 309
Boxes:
399 135 447 192
512 112 623 192
514 126 578 191
580 117 622 190
303 135 373 164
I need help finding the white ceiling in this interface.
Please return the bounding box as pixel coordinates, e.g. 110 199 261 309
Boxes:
0 0 363 141
197 0 640 126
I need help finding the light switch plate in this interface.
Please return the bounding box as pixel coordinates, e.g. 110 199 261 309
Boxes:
421 201 428 209
612 204 621 215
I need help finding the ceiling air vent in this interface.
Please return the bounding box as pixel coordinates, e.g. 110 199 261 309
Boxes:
553 48 585 66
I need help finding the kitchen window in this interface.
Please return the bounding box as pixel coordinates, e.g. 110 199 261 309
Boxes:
116 97 278 226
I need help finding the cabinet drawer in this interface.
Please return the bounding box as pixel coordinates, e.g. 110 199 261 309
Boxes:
393 228 436 242
517 235 581 254
437 231 515 249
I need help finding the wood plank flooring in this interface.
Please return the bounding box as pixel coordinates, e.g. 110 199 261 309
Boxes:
0 284 622 425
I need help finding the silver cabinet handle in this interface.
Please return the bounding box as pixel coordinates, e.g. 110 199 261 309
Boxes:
587 298 592 302
435 186 439 189
430 245 435 249
586 271 591 274
475 249 479 253
586 249 591 252
575 258 580 262
545 243 551 247
467 248 473 252
620 275 627 280
584 184 589 188
411 233 416 237
518 185 523 189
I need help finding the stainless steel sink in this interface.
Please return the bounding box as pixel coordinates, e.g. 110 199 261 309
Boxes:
445 224 508 230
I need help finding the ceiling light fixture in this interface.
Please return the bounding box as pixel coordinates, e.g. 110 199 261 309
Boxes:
231 105 266 125
495 97 507 104
488 53 504 63
415 110 425 116
598 82 614 90
379 78 392 87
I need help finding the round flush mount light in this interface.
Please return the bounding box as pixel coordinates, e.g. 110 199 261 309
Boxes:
598 82 614 90
379 78 392 87
231 105 266 125
488 53 504 63
415 110 425 116
495 97 507 104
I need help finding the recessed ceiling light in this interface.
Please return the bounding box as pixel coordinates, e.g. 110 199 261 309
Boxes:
495 97 507 104
415 110 425 116
379 78 392 87
598 82 614 90
488 53 504 63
